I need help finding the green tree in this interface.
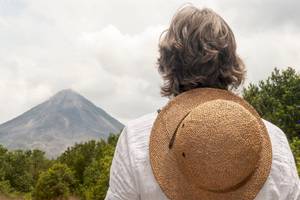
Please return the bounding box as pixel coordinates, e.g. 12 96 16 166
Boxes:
0 145 13 196
33 163 76 200
28 149 52 185
243 67 300 175
0 147 51 195
83 150 115 200
58 140 97 184
0 145 8 181
0 133 119 198
0 145 7 155
290 137 300 174
2 150 33 192
57 134 119 199
0 180 13 195
243 67 300 139
58 133 119 185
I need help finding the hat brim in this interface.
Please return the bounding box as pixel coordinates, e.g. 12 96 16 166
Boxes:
149 88 272 200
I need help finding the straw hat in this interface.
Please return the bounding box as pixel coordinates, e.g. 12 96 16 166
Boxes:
149 88 272 200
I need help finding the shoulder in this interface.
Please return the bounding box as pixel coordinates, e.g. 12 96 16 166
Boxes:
107 113 159 200
262 119 289 143
125 112 158 145
262 119 296 168
262 119 295 164
127 112 158 132
258 119 300 199
122 112 158 161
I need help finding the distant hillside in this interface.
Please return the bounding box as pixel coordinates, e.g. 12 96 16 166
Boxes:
0 89 124 158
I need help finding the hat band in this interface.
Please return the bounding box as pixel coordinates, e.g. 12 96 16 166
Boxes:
168 111 191 149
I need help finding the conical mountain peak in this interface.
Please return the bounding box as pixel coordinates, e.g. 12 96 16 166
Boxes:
49 88 83 102
52 88 80 98
0 89 124 158
46 89 94 110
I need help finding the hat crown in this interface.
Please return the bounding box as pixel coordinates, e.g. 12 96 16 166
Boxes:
172 99 263 192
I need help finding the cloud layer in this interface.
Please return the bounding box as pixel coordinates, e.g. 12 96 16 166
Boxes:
0 0 299 123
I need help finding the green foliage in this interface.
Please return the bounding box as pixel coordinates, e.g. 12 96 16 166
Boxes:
0 146 19 198
82 138 116 200
290 137 300 175
58 134 118 177
28 149 52 184
2 150 33 192
107 134 119 147
0 133 120 199
33 163 76 200
0 146 52 195
58 140 97 184
58 133 119 199
243 67 300 176
0 145 7 155
0 180 13 195
83 159 102 187
243 67 300 139
89 155 114 199
0 145 53 198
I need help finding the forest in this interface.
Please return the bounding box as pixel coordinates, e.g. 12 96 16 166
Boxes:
0 67 299 200
0 134 119 200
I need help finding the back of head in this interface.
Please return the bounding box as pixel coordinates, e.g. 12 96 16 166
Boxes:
158 5 245 97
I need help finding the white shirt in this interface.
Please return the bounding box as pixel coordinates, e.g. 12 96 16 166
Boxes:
105 112 300 200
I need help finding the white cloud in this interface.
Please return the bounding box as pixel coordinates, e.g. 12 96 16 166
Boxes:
76 24 167 122
238 27 300 85
0 0 299 124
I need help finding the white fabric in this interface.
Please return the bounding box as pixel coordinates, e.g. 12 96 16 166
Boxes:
105 112 300 200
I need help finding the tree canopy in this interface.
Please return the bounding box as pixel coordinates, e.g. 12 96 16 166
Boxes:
243 67 300 174
243 67 300 139
0 133 119 199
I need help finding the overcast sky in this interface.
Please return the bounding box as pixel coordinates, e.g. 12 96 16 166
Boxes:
0 0 299 124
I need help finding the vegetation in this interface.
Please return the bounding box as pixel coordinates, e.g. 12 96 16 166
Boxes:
33 163 76 200
57 134 118 199
0 147 53 198
0 67 299 199
0 133 119 200
243 67 300 174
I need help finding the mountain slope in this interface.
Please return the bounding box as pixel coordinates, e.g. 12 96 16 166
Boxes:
0 89 124 158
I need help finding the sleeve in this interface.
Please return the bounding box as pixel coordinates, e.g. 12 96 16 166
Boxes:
256 121 300 200
274 127 300 200
287 167 300 200
105 126 140 200
283 135 300 200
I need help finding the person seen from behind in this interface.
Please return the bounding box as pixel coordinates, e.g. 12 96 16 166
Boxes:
105 5 300 200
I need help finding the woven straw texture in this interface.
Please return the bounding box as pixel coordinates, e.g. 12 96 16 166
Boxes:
149 88 272 200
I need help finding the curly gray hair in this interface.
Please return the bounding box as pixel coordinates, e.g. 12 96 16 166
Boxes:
158 6 246 97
